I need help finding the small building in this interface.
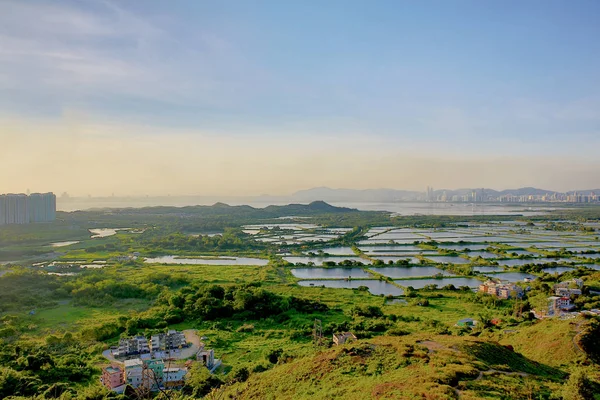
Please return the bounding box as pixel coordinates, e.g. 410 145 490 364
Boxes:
333 332 357 346
197 348 215 369
114 336 150 358
164 367 187 389
142 359 165 390
555 287 582 297
101 365 125 392
457 318 476 327
547 296 575 316
479 281 523 299
151 330 187 352
124 359 144 388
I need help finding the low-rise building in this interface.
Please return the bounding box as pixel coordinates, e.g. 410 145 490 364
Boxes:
142 359 165 390
124 359 144 388
333 332 357 346
101 365 125 392
151 330 187 352
197 347 215 369
555 287 582 297
164 367 187 389
478 281 523 299
456 318 476 327
554 279 584 298
114 336 150 358
547 296 575 316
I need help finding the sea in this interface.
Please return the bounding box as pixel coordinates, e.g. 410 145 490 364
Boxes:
57 198 557 216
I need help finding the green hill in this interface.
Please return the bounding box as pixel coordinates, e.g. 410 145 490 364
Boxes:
221 334 566 400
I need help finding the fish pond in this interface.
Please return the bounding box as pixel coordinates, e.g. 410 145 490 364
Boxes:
290 268 372 279
297 280 404 296
144 255 269 266
395 277 482 289
369 266 454 278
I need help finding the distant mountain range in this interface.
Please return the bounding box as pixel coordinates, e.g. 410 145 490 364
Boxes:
56 186 600 211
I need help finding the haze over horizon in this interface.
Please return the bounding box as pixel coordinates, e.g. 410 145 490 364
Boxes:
1 0 599 196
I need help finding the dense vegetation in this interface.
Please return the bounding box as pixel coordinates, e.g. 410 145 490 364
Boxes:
2 203 600 398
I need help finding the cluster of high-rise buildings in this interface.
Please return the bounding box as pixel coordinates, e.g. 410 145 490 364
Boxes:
0 192 56 225
423 187 599 204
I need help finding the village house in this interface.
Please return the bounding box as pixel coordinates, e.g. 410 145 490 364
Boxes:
151 330 187 352
333 332 357 345
105 358 189 392
123 359 144 388
547 296 575 316
164 367 187 389
141 359 165 391
100 365 126 393
196 343 221 373
114 336 150 358
456 318 476 327
478 281 523 299
554 279 584 297
555 287 582 297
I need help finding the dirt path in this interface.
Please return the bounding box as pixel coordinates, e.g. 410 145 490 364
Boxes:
572 318 585 354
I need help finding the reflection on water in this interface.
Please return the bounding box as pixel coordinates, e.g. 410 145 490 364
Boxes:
291 268 371 279
370 266 454 278
144 255 269 266
284 256 367 265
395 277 482 289
486 272 537 282
50 241 80 247
297 279 404 296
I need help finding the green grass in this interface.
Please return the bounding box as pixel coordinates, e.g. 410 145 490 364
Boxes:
28 298 150 337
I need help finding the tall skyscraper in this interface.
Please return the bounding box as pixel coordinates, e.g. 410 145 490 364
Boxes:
0 192 56 225
0 195 6 225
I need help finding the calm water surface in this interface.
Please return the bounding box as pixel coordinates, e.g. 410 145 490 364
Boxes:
395 277 482 289
291 268 371 279
486 272 537 282
144 255 269 266
297 279 404 296
370 266 454 278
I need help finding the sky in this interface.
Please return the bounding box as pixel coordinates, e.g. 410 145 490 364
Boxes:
1 0 599 196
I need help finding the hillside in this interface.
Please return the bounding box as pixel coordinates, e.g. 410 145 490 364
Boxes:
221 334 567 400
495 319 583 369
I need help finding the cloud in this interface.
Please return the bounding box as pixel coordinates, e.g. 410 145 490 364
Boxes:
0 0 260 112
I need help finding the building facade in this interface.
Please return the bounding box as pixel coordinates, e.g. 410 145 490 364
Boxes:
101 365 126 392
0 192 56 225
479 281 524 299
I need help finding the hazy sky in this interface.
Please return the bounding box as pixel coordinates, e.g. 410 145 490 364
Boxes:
1 0 599 196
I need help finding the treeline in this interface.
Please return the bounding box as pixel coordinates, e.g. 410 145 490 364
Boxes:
137 230 268 253
154 283 328 326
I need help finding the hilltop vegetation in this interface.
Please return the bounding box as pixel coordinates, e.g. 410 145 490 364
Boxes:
220 334 570 400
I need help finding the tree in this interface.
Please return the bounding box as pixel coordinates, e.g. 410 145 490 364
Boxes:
561 369 595 400
577 320 600 364
183 363 223 398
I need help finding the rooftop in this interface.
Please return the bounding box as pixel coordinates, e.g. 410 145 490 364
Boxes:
124 359 144 368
